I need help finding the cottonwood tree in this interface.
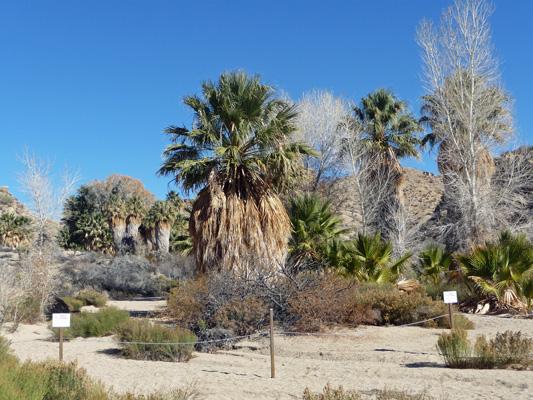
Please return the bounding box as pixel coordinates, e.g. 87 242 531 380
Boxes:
294 90 352 192
417 0 514 249
17 148 80 256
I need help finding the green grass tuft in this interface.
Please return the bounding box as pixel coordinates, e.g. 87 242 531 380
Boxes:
115 319 196 362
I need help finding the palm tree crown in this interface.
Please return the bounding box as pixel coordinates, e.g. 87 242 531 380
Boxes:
354 88 421 170
158 71 312 195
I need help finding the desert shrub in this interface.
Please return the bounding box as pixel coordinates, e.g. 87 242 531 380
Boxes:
0 336 202 399
75 289 107 307
51 307 130 338
286 274 375 332
61 297 85 312
302 383 361 400
437 328 472 368
115 319 195 362
355 284 454 328
167 271 270 337
422 281 469 303
0 192 14 205
62 254 176 298
437 329 533 369
490 330 533 366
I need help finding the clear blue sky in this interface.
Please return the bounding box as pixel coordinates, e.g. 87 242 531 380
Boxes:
1 0 532 206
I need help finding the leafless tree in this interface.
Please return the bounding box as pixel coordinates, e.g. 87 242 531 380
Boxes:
417 0 515 249
341 124 397 237
17 147 80 255
294 90 352 192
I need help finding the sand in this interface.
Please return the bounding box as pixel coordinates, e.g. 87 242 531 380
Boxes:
3 299 533 400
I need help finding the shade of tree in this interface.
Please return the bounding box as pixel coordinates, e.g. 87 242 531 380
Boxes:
158 71 312 275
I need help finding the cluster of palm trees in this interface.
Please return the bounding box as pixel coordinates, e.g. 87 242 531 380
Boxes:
0 213 32 249
59 180 184 255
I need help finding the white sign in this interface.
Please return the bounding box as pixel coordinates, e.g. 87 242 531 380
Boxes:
443 291 458 304
52 313 71 328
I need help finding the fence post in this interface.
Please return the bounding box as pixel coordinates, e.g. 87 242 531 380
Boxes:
449 303 455 331
270 308 275 378
59 327 64 361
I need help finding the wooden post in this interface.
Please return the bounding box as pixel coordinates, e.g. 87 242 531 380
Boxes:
269 308 275 379
449 303 454 331
59 327 64 361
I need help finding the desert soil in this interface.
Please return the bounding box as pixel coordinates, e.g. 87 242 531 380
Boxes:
4 299 533 400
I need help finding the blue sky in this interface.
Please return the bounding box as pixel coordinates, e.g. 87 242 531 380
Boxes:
1 0 532 206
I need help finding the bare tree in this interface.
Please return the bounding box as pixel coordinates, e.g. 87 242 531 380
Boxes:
17 148 80 255
341 126 395 236
294 90 352 192
417 0 514 249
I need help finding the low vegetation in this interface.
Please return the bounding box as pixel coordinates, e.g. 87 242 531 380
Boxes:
0 336 202 400
51 307 130 338
302 383 441 400
437 329 533 369
167 270 473 341
115 319 196 362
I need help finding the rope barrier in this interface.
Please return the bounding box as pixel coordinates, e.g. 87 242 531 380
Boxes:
7 314 452 346
6 311 532 347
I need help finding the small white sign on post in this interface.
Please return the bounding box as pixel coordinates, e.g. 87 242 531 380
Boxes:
443 291 458 304
52 313 71 328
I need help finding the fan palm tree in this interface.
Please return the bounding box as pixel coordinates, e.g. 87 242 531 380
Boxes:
288 192 349 266
340 232 412 283
146 200 177 253
158 71 312 275
125 194 146 237
353 88 422 238
104 195 127 249
0 213 32 249
75 212 113 252
418 244 453 285
458 231 533 309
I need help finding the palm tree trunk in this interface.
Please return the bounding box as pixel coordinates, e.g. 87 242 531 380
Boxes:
155 221 170 253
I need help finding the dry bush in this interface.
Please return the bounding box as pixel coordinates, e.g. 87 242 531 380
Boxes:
354 284 453 327
215 296 266 336
60 254 176 298
286 274 375 332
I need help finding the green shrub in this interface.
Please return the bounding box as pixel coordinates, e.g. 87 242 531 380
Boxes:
437 329 533 369
61 297 85 312
0 336 202 399
51 307 130 338
437 329 472 368
75 289 107 307
115 319 196 362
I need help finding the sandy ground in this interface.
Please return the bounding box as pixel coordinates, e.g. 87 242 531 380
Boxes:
3 299 533 400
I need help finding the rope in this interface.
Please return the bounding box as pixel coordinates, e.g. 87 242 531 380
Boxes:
7 314 450 346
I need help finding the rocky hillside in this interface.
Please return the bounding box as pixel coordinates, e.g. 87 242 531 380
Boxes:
0 186 31 217
331 167 444 235
0 186 33 264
